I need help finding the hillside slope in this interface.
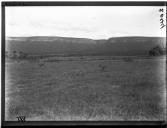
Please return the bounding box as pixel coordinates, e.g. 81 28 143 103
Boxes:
6 36 166 56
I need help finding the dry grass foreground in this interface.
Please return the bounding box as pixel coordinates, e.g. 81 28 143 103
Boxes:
5 56 166 121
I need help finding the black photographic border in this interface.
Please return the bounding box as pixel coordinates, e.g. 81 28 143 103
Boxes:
1 1 167 127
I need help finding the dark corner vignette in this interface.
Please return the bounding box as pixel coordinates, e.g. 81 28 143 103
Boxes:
0 1 166 6
2 2 5 127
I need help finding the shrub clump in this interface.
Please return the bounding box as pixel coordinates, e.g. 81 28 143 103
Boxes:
149 45 166 56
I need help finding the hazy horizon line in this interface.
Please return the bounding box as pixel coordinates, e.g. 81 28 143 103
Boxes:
6 35 166 40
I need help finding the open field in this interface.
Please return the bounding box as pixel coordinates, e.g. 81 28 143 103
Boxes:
5 56 166 121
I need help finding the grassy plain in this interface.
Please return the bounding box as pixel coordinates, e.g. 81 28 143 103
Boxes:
5 56 166 121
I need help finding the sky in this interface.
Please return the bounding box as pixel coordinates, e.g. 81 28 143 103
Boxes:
5 6 166 39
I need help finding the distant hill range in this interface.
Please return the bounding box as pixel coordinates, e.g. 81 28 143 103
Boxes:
6 36 166 56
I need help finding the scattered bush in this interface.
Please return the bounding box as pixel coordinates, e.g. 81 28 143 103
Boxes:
99 64 107 72
123 57 133 62
80 56 84 60
6 50 28 60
